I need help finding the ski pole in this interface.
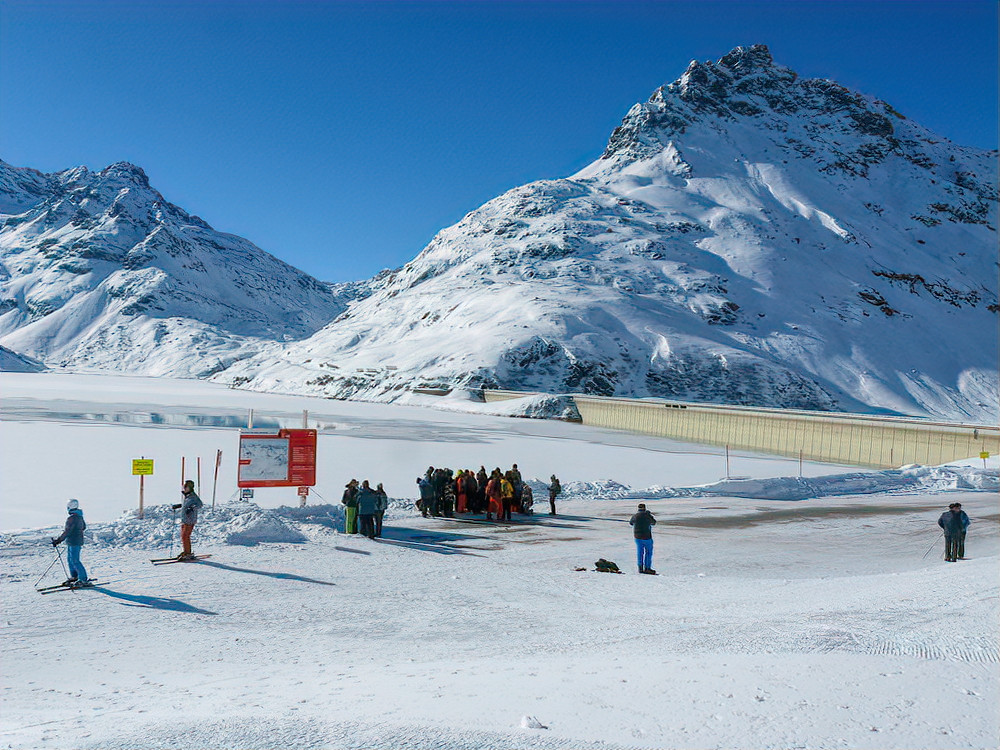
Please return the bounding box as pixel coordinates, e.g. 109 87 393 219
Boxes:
170 506 177 558
55 542 70 580
921 531 943 560
34 546 64 587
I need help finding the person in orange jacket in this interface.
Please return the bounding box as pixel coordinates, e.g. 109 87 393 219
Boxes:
485 476 502 520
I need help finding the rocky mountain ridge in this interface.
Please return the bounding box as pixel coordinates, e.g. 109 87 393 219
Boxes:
2 45 997 421
0 159 356 377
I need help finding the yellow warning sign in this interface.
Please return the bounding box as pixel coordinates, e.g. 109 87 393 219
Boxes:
981 451 991 460
132 459 154 476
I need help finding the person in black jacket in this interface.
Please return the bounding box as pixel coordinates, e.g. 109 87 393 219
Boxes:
629 503 657 574
938 502 971 562
52 499 91 586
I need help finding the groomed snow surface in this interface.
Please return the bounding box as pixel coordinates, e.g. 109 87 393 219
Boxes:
1 374 998 749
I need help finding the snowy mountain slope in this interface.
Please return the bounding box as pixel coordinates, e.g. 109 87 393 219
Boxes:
222 46 998 421
1 46 996 420
0 160 350 376
0 344 43 372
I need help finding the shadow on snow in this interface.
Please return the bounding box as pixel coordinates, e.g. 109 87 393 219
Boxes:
94 587 217 615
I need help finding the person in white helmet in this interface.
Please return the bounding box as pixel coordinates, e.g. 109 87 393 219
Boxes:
52 499 91 586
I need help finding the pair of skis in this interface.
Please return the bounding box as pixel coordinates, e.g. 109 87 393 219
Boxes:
150 554 211 566
36 580 100 595
36 554 212 594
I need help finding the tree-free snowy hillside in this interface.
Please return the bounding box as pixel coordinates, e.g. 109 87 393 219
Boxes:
222 45 997 421
0 160 350 377
1 46 996 421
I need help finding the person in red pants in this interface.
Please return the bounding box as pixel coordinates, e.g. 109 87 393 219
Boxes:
172 480 203 560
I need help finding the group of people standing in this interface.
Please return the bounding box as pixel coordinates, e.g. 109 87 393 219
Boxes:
341 479 389 539
415 465 562 521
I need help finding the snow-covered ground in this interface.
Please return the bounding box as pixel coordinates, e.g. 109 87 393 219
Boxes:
1 373 998 749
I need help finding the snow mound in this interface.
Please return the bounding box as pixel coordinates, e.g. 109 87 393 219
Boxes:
520 715 549 730
400 391 581 421
89 502 307 549
224 512 309 546
560 479 632 500
560 465 998 502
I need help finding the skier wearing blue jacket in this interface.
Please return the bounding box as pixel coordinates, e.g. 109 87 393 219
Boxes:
52 499 91 587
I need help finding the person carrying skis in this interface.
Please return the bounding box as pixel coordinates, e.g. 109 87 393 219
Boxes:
172 480 203 561
52 499 91 587
342 479 359 534
938 502 971 562
374 482 388 538
356 480 379 540
629 502 657 574
548 475 562 516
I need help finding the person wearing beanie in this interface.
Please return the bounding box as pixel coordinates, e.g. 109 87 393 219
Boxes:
171 480 203 560
52 499 91 586
629 502 657 574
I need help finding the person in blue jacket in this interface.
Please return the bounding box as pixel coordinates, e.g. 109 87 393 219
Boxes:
356 480 379 540
52 499 91 586
938 502 971 562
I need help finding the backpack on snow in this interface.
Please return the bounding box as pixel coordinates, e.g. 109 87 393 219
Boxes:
594 558 622 574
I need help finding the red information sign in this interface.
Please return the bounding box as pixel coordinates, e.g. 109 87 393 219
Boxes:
238 429 317 488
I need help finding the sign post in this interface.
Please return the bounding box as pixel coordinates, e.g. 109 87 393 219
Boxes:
132 458 155 519
981 451 991 470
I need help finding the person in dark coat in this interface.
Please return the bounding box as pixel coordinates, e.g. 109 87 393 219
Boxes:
356 480 379 540
938 502 971 562
417 477 435 517
342 479 359 534
171 480 203 561
476 467 488 511
52 499 90 586
629 502 657 574
374 483 388 537
548 475 562 516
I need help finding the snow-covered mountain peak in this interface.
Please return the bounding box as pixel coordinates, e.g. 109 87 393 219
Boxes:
2 47 996 422
600 44 907 168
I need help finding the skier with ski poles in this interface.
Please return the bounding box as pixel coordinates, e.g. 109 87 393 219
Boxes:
172 480 203 561
51 499 92 587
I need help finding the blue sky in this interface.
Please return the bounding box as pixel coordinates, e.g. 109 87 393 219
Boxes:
1 1 997 283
